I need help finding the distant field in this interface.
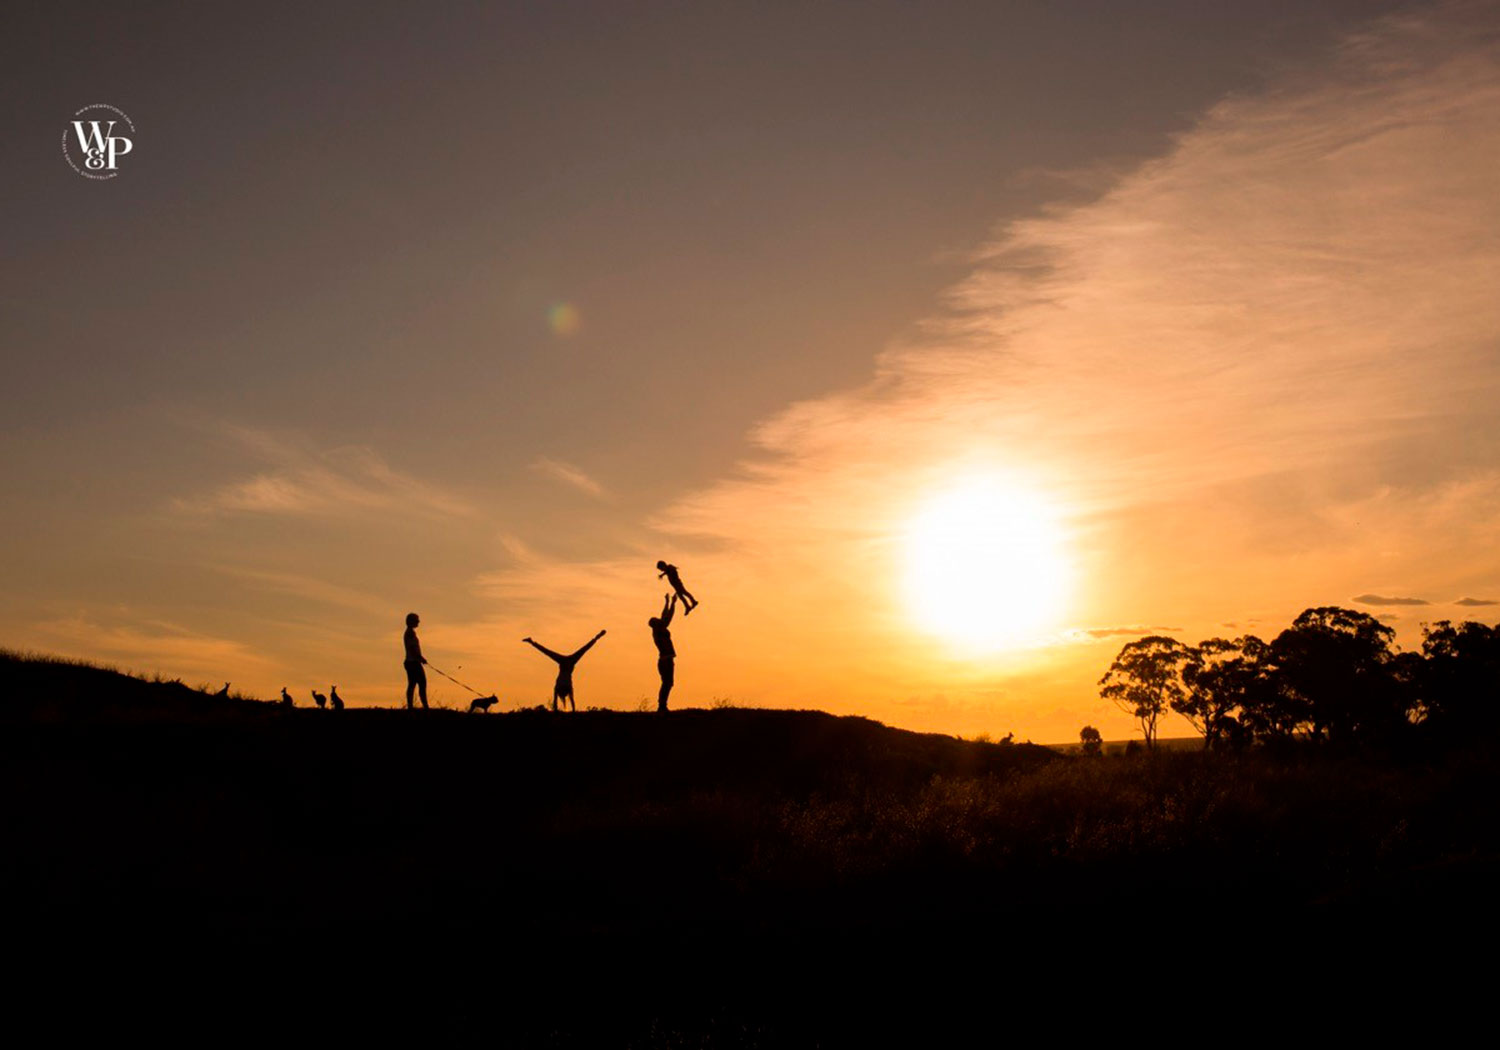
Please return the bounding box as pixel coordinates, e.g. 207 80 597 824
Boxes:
1048 735 1207 753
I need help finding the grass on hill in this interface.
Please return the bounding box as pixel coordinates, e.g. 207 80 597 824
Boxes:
3 648 1497 1035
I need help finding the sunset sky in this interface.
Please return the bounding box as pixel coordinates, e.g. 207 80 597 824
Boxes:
4 1 1499 741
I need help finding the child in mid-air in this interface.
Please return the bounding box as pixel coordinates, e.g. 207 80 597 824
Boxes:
656 560 699 615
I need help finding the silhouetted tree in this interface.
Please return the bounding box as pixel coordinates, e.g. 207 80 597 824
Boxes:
1419 620 1500 736
1099 636 1192 751
1389 649 1425 728
1270 607 1407 744
1217 714 1252 750
1079 725 1103 756
1237 655 1301 744
1179 636 1270 750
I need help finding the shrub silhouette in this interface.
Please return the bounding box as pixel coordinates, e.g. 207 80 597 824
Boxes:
1079 725 1102 756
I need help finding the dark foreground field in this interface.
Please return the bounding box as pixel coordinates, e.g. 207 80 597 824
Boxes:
3 651 1496 1041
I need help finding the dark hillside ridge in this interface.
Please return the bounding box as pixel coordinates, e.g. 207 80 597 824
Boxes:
1 649 270 724
5 647 1496 1035
0 649 1056 792
2 649 1059 974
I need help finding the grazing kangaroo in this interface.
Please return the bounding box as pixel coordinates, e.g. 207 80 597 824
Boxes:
468 694 499 713
213 682 230 699
311 690 327 709
329 686 344 711
279 687 294 708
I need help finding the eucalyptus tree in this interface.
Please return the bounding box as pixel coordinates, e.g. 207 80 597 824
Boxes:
1099 636 1194 751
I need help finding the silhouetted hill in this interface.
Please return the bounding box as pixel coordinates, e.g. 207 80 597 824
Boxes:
0 648 269 724
4 649 1497 1040
0 648 1055 784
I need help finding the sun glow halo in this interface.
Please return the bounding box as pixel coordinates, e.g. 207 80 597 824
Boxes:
904 479 1071 650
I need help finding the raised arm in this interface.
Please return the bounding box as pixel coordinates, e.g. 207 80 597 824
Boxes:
522 637 566 663
569 629 607 661
660 593 677 626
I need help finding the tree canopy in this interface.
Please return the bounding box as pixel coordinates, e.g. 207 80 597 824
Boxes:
1100 607 1496 750
1098 635 1193 750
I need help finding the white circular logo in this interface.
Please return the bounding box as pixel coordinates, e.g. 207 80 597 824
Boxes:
62 103 135 180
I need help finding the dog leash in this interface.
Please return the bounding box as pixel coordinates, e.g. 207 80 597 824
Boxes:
426 663 485 697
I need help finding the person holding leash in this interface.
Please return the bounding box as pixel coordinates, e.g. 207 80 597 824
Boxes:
403 611 428 710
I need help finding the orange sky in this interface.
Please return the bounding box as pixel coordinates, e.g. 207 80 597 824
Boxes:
5 2 1499 741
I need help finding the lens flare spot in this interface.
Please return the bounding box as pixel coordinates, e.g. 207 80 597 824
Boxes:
549 302 581 336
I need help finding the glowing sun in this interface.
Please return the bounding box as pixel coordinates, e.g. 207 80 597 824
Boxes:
903 478 1071 650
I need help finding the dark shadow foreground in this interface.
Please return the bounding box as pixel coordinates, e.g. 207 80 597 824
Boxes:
3 652 1497 1041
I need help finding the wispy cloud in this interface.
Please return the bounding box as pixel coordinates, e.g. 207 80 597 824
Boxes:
1067 626 1185 641
1353 594 1430 607
531 457 607 499
466 3 1500 733
174 426 473 519
1454 596 1499 606
641 3 1500 564
31 614 275 684
205 564 392 616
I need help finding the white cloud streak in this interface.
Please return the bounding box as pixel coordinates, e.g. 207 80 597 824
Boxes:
174 426 473 519
31 614 276 685
531 457 607 499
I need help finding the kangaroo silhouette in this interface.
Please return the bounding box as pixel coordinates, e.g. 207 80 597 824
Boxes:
279 687 294 708
311 690 327 709
329 685 344 711
468 694 499 713
213 682 230 699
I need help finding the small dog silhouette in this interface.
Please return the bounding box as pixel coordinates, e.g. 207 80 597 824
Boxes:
279 687 294 708
311 690 327 709
329 686 344 711
213 682 230 699
468 694 499 713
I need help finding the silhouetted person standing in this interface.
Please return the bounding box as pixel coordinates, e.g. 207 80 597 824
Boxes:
649 593 677 712
404 612 428 710
656 561 699 615
522 630 606 712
